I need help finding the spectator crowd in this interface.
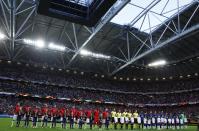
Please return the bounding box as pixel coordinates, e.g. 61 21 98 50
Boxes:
0 62 199 117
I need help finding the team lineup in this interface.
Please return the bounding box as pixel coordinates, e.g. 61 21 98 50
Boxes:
11 103 188 130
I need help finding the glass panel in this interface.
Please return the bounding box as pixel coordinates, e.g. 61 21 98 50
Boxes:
111 0 194 33
64 0 93 6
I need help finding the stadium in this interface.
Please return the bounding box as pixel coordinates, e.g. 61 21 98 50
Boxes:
0 0 199 131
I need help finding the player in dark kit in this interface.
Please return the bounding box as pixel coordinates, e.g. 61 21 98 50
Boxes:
50 105 58 128
140 111 145 129
152 111 157 129
98 112 103 129
23 105 31 128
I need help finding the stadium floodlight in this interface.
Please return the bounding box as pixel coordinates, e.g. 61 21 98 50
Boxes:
80 49 111 60
80 49 91 56
23 39 45 48
48 43 66 51
0 32 5 40
35 40 45 48
148 60 166 67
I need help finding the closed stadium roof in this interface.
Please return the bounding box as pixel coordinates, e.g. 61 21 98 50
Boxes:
0 0 199 80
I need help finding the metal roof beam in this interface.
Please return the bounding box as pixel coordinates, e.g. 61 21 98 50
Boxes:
129 0 161 28
67 0 130 66
111 23 199 75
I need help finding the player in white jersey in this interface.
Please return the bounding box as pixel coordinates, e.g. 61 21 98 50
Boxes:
147 111 153 129
111 109 117 130
147 116 152 129
160 112 165 129
157 113 161 130
171 114 175 129
151 112 156 129
137 114 142 129
179 112 184 129
124 110 129 129
116 110 122 129
143 113 147 129
120 111 125 129
164 113 169 129
176 115 180 129
114 111 118 130
184 114 188 129
167 113 172 129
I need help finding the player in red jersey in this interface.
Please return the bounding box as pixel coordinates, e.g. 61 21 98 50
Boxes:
69 106 77 129
32 106 39 128
12 103 21 127
77 108 84 129
66 108 70 119
50 105 58 128
71 106 77 121
85 109 91 124
103 108 110 129
94 109 100 126
76 109 80 124
17 104 23 127
60 107 67 129
85 109 93 129
41 104 49 128
23 105 31 128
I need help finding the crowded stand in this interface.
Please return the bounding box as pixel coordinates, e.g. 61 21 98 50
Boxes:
0 78 199 104
0 62 199 93
0 61 199 129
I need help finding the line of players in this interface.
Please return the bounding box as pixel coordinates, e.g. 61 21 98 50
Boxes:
12 103 109 129
111 109 188 130
12 103 188 130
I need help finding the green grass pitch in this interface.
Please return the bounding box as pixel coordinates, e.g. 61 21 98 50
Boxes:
0 118 197 131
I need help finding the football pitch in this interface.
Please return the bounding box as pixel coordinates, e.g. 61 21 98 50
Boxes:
0 118 197 131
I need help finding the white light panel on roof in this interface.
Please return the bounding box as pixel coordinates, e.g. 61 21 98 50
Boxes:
48 43 66 51
23 39 45 48
80 49 111 60
0 32 5 40
148 60 167 67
